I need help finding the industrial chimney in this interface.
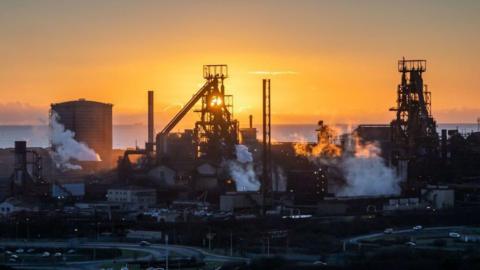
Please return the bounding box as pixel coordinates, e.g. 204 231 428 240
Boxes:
148 90 154 144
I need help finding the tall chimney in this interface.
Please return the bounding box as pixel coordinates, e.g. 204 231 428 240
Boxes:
249 115 253 129
148 90 154 144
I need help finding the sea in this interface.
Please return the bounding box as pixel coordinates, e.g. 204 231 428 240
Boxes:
0 124 478 149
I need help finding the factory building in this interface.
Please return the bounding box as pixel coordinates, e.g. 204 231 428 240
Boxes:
106 186 156 211
51 99 113 168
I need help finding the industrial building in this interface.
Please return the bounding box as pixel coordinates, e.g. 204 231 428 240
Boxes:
51 99 113 168
1 60 479 229
106 186 157 211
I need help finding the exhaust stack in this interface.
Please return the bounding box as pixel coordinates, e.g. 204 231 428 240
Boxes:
148 90 154 144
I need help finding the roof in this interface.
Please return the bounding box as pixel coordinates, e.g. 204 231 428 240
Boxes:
51 99 113 107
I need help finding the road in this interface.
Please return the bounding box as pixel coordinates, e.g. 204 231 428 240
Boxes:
345 225 467 244
0 240 249 270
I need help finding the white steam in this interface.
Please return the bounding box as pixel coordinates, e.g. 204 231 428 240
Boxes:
272 165 287 192
337 142 401 196
294 131 402 197
227 145 261 192
235 144 253 163
49 111 101 170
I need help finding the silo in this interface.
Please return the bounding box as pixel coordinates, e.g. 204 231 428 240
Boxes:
50 99 113 168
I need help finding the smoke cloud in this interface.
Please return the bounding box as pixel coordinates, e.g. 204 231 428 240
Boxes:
294 126 401 197
338 140 401 196
272 165 287 192
227 145 261 192
49 111 101 170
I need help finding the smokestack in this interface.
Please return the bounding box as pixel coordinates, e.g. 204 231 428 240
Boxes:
249 115 253 129
262 79 272 214
14 141 27 170
148 90 154 144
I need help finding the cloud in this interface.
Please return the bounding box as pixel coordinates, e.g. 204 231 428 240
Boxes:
0 102 47 125
248 70 299 76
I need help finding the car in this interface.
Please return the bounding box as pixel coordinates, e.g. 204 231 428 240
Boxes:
449 232 461 238
313 260 327 266
67 249 76 254
413 225 423 230
384 228 394 234
405 241 417 246
8 258 16 262
54 252 62 257
10 254 19 259
5 250 12 255
16 248 24 253
139 241 151 246
27 248 35 253
41 251 50 257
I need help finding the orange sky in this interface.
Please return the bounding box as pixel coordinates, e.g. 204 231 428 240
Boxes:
1 0 479 129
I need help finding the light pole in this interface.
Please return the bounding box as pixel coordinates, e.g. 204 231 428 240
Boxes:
165 234 169 270
230 231 233 256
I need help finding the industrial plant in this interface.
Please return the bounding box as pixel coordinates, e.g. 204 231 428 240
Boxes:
1 60 480 269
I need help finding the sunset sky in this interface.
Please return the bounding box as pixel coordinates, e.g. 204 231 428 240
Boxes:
1 0 479 129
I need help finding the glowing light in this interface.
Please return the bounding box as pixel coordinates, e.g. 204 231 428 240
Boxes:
210 96 223 107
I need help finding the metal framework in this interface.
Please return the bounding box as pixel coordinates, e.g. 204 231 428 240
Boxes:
262 79 272 201
157 65 238 162
390 58 439 184
194 65 238 160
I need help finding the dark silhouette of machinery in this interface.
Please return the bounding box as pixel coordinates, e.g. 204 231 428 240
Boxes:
157 65 239 163
10 141 45 197
390 59 439 187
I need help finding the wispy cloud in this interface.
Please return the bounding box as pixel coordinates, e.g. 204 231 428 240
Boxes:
0 102 47 125
161 103 183 112
248 70 299 76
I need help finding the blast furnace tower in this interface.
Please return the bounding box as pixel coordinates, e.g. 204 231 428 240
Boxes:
157 65 239 163
390 59 439 188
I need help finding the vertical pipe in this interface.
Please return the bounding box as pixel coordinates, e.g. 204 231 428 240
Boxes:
249 115 253 129
268 80 272 192
262 79 267 214
148 90 154 144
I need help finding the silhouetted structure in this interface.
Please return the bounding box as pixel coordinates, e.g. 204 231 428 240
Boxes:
51 99 113 168
262 79 272 203
157 65 239 163
390 59 439 189
9 141 45 198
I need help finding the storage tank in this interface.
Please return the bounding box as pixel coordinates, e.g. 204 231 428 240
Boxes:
50 99 113 168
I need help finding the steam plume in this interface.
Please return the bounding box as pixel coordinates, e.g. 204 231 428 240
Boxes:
227 145 261 192
49 111 101 170
338 139 401 196
294 125 401 197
